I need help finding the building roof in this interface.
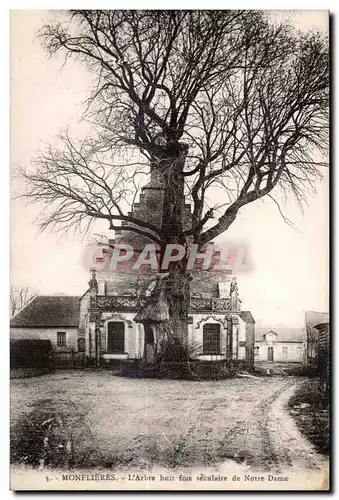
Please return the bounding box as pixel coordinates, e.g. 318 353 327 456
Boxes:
255 327 304 343
240 311 255 324
305 311 329 329
10 296 81 328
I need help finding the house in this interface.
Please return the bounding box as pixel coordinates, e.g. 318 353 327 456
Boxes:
254 327 304 363
79 269 255 367
305 311 330 392
305 311 330 365
10 296 81 352
10 279 255 368
313 322 330 393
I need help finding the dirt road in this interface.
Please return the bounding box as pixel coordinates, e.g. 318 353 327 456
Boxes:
213 377 328 472
10 372 328 472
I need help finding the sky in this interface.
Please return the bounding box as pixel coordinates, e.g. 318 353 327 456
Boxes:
10 10 329 328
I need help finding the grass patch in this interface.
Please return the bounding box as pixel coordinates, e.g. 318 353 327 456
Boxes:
288 378 330 456
10 399 118 469
10 401 225 470
122 360 236 380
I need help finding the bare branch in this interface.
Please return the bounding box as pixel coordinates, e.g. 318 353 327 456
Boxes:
18 11 328 251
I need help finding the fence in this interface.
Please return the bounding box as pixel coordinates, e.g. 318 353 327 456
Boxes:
317 324 330 394
52 350 86 369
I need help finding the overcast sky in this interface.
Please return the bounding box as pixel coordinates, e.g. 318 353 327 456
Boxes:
10 10 329 327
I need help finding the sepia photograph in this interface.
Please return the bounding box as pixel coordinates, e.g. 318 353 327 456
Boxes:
10 9 329 491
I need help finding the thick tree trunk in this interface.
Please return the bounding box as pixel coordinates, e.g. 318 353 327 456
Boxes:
135 143 192 363
152 143 191 351
162 266 191 343
160 144 190 344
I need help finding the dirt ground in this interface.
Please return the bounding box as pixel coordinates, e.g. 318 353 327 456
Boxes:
10 371 329 473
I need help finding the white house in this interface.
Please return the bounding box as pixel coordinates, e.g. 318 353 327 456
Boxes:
10 286 255 368
79 268 255 366
10 296 81 352
254 327 304 363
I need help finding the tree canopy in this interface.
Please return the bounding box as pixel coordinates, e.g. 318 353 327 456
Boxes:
20 10 329 247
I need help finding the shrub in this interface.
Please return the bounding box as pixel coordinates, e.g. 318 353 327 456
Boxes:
288 379 329 455
10 339 53 371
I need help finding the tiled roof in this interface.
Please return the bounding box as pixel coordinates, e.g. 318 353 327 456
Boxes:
10 296 80 328
255 327 304 343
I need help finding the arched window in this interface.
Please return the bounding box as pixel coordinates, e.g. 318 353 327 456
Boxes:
107 321 125 354
203 323 221 354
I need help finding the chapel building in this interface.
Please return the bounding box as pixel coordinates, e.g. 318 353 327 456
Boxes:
79 170 255 367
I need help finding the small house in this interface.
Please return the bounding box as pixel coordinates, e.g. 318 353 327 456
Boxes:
254 327 304 363
10 295 81 352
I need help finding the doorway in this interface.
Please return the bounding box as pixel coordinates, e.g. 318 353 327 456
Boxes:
267 346 274 362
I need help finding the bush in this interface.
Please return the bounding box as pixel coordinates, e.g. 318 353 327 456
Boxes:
10 339 53 371
121 359 235 380
288 379 329 456
160 338 200 362
11 400 107 469
286 364 319 377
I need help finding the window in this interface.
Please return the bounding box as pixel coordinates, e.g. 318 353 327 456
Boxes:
57 331 66 347
282 347 288 357
203 324 221 355
254 346 260 356
107 321 125 354
296 347 302 357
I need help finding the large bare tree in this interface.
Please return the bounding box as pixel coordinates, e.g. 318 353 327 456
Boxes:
19 10 329 339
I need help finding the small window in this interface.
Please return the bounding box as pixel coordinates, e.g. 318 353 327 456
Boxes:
296 347 302 357
282 347 288 357
57 331 66 347
254 346 260 356
203 324 221 355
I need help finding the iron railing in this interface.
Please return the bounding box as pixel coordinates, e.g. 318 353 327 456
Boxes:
93 295 233 312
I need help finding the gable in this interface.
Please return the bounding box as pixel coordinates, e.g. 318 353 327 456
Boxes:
265 330 277 342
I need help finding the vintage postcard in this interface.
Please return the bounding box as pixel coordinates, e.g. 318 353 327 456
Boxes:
10 10 330 491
